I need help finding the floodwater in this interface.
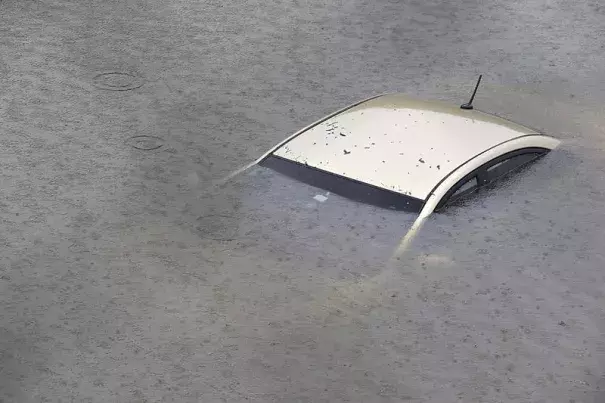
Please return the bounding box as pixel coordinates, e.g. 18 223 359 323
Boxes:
1 0 604 401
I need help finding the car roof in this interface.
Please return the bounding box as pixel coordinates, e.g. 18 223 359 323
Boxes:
270 93 541 201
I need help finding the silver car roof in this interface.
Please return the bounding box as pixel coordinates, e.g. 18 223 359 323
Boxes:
271 94 546 200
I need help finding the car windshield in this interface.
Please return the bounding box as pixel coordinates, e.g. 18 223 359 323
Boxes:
260 155 425 212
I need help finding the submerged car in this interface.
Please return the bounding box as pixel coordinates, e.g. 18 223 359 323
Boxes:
205 87 561 270
251 92 560 217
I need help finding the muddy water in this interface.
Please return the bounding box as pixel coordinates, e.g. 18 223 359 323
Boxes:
1 0 604 401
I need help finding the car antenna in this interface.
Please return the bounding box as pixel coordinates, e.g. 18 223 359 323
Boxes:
460 74 482 110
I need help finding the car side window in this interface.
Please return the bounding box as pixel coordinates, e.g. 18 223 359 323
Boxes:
452 176 478 197
436 148 548 212
485 151 544 183
436 175 478 210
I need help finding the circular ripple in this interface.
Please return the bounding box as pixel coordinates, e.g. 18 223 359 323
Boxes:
92 71 144 91
126 135 164 150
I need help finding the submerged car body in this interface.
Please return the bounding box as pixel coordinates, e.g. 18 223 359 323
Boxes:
205 91 562 267
255 93 560 216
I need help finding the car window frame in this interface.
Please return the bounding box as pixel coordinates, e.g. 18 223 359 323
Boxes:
435 147 549 211
434 173 480 211
481 148 547 186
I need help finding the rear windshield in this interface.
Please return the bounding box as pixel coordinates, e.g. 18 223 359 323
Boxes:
260 155 424 212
